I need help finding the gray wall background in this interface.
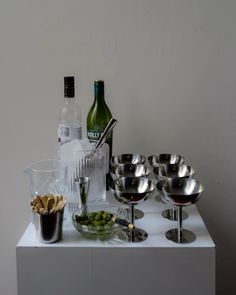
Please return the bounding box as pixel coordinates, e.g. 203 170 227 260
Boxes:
0 0 235 294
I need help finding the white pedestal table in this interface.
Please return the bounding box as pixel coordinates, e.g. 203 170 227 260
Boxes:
16 193 215 295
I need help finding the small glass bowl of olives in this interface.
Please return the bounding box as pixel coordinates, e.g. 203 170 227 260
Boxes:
72 203 127 240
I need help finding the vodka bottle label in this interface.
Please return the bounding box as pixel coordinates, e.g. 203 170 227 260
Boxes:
58 123 82 144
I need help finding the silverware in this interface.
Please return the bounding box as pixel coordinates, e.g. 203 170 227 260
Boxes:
85 118 117 163
94 118 117 150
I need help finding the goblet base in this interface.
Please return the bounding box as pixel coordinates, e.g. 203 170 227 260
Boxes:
124 228 148 242
162 209 188 221
165 228 196 244
124 208 144 220
155 195 162 203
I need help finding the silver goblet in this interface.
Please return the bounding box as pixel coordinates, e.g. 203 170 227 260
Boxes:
110 155 146 220
154 164 195 221
148 153 185 220
159 178 204 244
110 177 155 242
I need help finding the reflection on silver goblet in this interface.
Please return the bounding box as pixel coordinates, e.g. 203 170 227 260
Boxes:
110 155 146 220
154 164 194 179
111 154 146 167
109 177 155 242
110 163 150 180
159 178 204 244
148 154 185 168
154 164 195 221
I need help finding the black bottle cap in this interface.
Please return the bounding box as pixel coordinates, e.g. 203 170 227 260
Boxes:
94 80 104 86
94 80 104 96
64 76 75 97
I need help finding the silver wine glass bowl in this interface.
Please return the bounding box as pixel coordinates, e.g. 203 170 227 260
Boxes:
159 178 204 244
153 164 194 180
110 163 150 180
148 154 184 168
111 154 146 167
109 177 155 242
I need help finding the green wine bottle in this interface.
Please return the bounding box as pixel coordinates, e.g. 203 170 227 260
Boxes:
87 80 113 190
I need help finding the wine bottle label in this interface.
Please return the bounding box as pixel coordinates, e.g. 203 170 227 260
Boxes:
58 123 82 144
87 130 101 141
87 130 112 141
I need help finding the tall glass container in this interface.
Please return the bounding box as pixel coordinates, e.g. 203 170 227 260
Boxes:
58 144 106 214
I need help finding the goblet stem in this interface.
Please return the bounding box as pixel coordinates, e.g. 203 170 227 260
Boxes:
172 206 176 221
177 206 183 243
129 204 135 242
130 204 135 224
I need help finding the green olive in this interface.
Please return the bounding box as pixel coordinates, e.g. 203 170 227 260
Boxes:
102 213 110 221
94 213 102 221
107 220 114 226
91 212 97 218
98 220 106 226
76 210 115 233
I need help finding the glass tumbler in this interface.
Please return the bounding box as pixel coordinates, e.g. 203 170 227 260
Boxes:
24 158 67 227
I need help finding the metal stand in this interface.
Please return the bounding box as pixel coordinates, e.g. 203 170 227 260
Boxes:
126 204 148 243
165 206 196 244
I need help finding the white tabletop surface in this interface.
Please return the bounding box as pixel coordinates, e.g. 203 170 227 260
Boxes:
17 191 215 249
